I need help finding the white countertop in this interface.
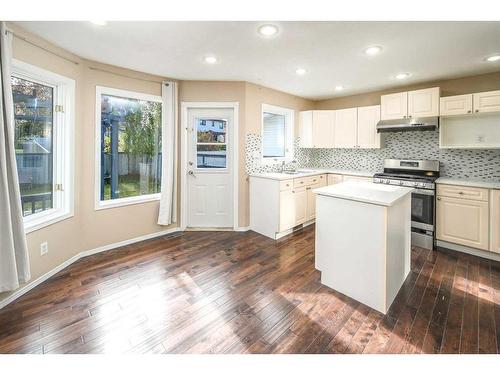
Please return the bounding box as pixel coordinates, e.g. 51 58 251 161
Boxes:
249 168 373 181
436 177 500 190
314 181 413 207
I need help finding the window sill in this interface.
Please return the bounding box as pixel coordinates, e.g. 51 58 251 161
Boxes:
24 209 74 234
95 193 161 211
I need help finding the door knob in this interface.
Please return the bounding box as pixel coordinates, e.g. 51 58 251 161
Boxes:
188 161 193 166
188 170 196 178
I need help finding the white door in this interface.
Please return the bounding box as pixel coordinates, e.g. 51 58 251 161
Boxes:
187 108 234 228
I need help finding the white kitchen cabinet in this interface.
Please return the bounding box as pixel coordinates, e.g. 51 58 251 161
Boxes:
408 87 440 118
440 94 473 116
306 183 321 221
491 190 500 254
299 110 335 148
357 105 381 148
473 90 500 113
334 108 358 148
294 187 307 225
279 189 296 232
313 110 335 148
436 187 489 251
299 111 313 148
327 174 343 185
381 92 408 120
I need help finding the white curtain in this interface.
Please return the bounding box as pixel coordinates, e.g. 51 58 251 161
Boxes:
0 22 31 292
158 81 177 225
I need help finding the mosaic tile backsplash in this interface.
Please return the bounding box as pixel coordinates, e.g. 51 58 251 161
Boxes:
245 131 500 180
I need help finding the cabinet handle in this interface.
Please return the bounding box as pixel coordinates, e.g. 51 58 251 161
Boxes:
408 115 412 118
458 191 464 195
437 197 441 200
475 109 479 113
467 110 471 114
403 116 406 119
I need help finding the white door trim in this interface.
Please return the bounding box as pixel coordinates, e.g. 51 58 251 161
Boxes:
180 102 240 231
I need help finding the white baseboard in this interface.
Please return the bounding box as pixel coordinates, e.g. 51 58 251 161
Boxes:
0 227 181 311
436 240 500 262
235 226 250 232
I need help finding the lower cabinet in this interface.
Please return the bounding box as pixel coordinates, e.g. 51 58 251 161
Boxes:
306 183 321 221
327 173 343 185
491 190 500 254
436 194 489 251
294 186 308 225
343 175 372 183
279 189 296 232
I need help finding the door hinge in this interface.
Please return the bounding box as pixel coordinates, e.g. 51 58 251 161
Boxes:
55 184 64 191
55 105 64 113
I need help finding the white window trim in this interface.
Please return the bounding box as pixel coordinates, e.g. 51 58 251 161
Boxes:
261 103 294 165
94 86 164 211
12 59 75 234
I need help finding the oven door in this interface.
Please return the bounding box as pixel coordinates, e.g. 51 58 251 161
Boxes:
411 189 435 230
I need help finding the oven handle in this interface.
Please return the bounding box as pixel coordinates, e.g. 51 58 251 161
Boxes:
412 188 435 196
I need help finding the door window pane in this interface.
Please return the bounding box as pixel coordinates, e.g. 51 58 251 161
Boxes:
195 118 227 169
12 76 54 217
262 112 285 157
197 119 226 143
197 145 227 168
100 94 162 201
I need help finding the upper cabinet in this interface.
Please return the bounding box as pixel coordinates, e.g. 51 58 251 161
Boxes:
381 87 440 120
300 106 380 149
440 94 473 116
357 105 381 148
380 92 408 120
473 90 500 113
408 87 440 118
299 110 335 148
334 108 357 148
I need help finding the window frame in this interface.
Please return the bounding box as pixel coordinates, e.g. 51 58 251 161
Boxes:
94 86 164 210
261 103 294 165
12 59 75 234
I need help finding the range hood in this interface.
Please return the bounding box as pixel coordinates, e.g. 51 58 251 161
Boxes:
376 116 439 133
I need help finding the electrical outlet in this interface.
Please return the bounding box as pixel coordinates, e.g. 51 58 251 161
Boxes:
40 242 48 256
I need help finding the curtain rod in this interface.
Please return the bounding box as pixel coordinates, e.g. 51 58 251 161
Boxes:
6 29 80 66
87 66 167 84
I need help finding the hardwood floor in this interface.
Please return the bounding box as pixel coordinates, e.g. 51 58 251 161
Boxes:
0 226 499 354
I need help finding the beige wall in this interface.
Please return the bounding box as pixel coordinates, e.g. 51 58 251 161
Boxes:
1 24 179 304
315 71 500 110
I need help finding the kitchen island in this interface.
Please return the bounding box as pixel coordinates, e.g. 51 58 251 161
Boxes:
314 181 413 314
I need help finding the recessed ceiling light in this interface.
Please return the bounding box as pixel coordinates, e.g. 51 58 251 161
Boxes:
90 21 107 26
395 72 411 80
364 46 382 56
335 85 344 91
204 56 218 64
295 68 307 76
486 55 500 62
258 24 279 37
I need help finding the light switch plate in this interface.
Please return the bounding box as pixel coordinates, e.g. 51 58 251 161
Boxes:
40 242 48 256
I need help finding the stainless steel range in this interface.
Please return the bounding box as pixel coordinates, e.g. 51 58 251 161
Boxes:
373 159 440 250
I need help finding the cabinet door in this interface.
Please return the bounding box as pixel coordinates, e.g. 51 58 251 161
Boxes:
334 108 357 148
473 90 500 114
357 105 381 148
381 92 408 120
440 94 473 116
294 187 307 225
436 196 489 250
312 110 335 148
279 189 296 232
299 111 313 148
306 183 321 221
408 87 440 118
327 174 343 185
491 190 500 254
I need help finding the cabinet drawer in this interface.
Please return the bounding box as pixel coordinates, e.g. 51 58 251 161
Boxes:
279 179 293 191
437 184 489 201
305 174 326 186
293 177 309 188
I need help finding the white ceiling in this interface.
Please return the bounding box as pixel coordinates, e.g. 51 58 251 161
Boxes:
15 21 500 100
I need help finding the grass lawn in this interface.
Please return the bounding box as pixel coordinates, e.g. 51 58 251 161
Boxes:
103 174 160 200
